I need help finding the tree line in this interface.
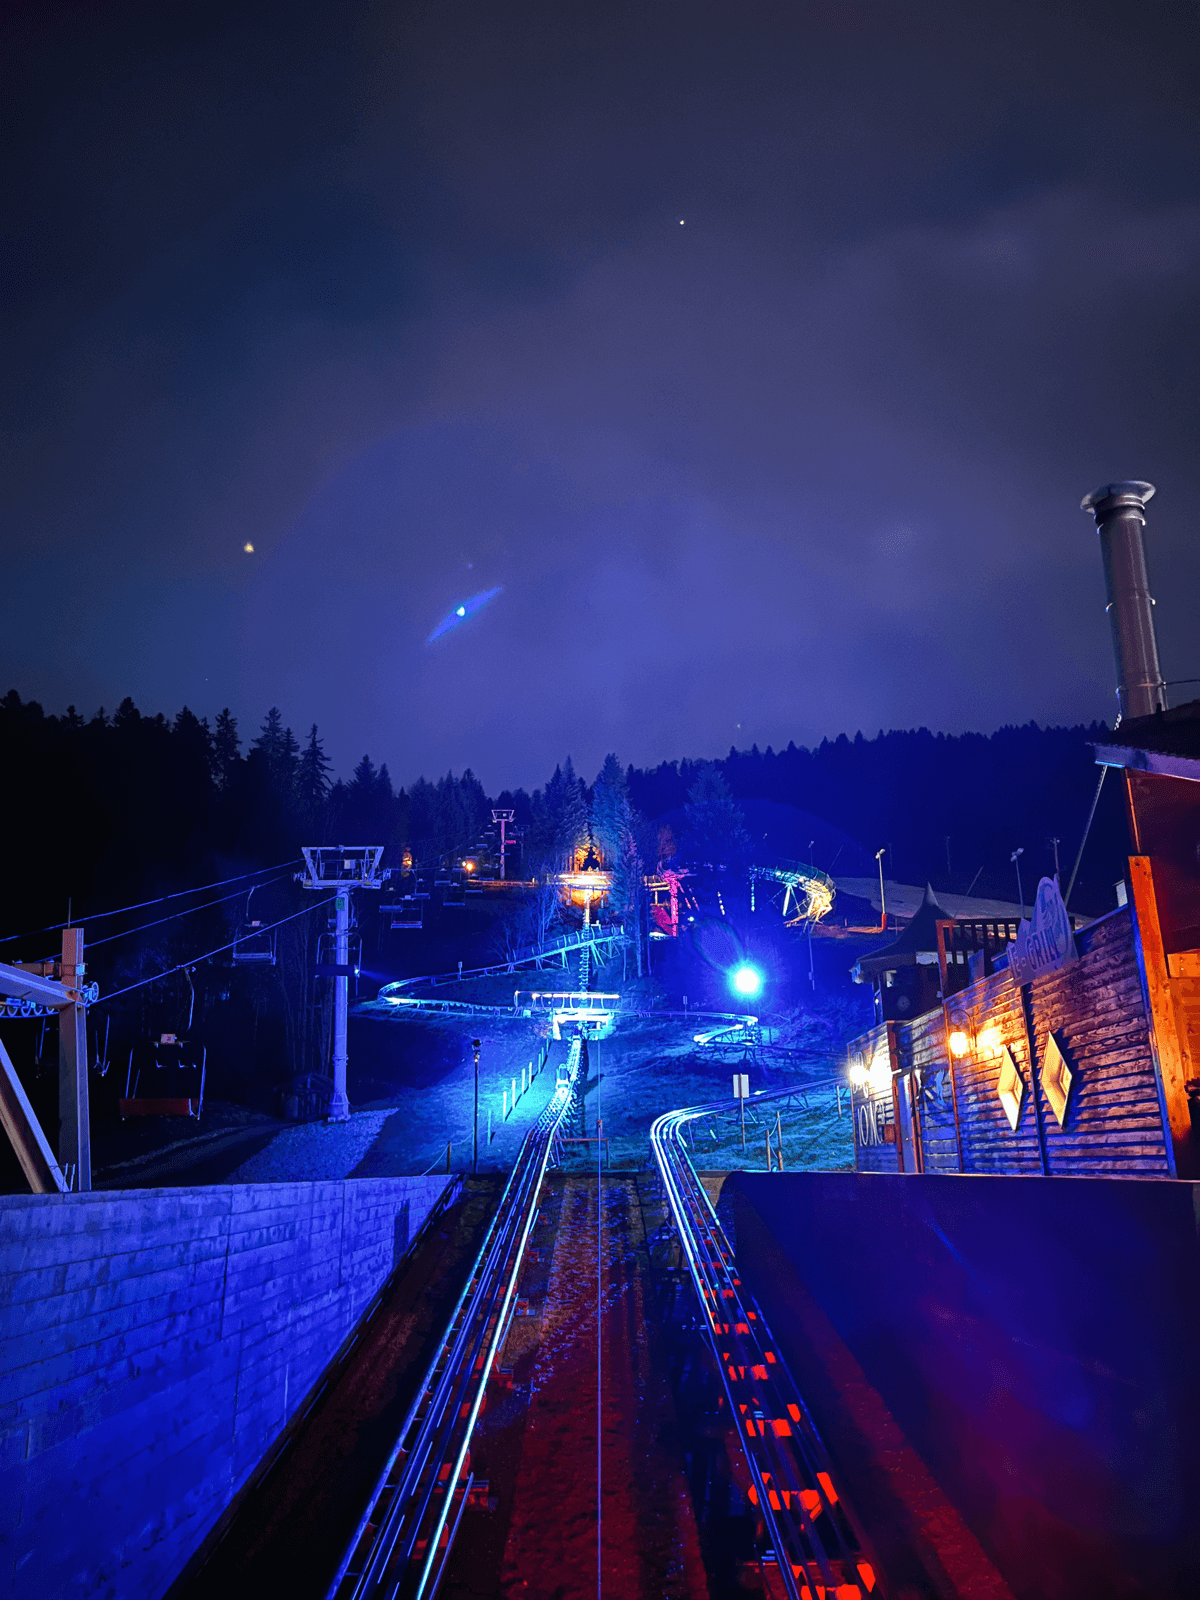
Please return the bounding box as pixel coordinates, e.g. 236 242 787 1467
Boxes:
0 689 1128 1130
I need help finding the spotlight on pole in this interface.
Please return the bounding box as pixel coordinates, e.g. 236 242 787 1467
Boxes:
730 963 764 1000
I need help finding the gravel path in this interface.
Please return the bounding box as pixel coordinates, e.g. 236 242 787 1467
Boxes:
225 1109 399 1183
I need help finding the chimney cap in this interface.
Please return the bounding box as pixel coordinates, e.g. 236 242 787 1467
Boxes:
1081 481 1156 519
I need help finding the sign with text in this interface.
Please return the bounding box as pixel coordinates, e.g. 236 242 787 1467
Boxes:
1008 876 1077 987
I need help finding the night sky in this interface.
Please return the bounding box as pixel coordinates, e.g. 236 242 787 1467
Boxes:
4 0 1199 790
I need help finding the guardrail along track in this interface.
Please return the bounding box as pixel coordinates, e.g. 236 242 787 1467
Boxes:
327 1039 583 1600
651 1091 885 1600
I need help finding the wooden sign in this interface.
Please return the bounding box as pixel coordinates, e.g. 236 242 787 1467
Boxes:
1008 876 1077 986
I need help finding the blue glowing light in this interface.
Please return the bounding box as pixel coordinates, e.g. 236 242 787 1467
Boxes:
730 963 763 999
428 586 504 642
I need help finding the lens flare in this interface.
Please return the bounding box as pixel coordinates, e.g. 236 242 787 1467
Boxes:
428 586 504 642
730 964 763 999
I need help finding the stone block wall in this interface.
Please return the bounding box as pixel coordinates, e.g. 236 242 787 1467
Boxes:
0 1177 451 1600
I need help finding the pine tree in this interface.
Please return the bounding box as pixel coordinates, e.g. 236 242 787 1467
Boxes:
682 764 750 867
297 725 332 813
593 753 642 939
213 708 240 788
591 753 629 867
556 756 589 869
253 707 299 796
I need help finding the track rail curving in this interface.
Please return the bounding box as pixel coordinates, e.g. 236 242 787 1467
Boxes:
326 1039 584 1600
651 1087 886 1599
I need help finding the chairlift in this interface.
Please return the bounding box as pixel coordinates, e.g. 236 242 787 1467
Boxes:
444 871 467 909
317 929 363 976
232 918 278 964
390 901 423 930
232 886 277 965
119 1033 206 1119
414 875 433 900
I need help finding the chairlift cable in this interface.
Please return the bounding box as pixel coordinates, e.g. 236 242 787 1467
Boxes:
91 896 337 1006
0 858 300 947
84 869 295 950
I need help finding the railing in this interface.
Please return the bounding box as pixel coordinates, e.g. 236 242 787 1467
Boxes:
651 1082 884 1599
325 1040 583 1600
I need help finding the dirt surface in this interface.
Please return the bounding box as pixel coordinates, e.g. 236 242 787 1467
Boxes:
442 1174 712 1600
169 1176 500 1599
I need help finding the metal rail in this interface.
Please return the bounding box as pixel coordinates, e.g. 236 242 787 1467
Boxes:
651 1087 884 1599
326 1039 584 1600
377 925 627 995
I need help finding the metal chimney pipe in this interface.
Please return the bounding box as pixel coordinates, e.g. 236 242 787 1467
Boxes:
1081 480 1167 721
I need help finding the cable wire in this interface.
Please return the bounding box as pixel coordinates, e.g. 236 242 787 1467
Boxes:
84 870 295 949
0 858 300 947
92 896 336 1006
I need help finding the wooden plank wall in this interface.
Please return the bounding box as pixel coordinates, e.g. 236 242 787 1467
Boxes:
848 1024 896 1173
1028 907 1170 1176
944 966 1045 1176
903 1009 959 1174
847 906 1171 1179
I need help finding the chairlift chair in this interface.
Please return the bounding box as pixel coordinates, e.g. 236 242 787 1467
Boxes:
390 900 423 930
232 918 278 964
317 929 363 975
119 1034 206 1119
444 871 467 909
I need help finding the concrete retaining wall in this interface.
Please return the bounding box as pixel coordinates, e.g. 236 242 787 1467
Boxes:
0 1176 452 1600
730 1170 1200 1599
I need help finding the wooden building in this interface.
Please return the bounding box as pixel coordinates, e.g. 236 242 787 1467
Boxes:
848 703 1200 1179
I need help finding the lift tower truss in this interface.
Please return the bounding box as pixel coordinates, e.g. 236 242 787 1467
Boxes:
298 847 388 1122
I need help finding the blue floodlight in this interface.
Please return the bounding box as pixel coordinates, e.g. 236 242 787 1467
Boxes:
730 963 763 999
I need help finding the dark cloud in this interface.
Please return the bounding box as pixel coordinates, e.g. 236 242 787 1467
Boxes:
3 0 1199 787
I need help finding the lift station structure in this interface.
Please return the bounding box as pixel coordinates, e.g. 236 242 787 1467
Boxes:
297 847 388 1121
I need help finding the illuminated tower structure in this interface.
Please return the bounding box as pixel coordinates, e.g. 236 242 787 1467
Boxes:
298 846 388 1121
492 808 515 879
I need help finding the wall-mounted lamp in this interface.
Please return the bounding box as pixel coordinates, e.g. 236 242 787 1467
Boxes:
868 1056 892 1093
977 1024 1002 1058
948 1030 971 1058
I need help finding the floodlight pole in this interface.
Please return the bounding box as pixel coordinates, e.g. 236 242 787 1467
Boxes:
875 848 887 932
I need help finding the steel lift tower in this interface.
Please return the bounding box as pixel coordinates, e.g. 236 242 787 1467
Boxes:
491 808 515 879
298 847 388 1122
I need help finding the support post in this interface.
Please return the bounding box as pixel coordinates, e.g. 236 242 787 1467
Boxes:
329 895 351 1122
59 926 90 1190
472 1038 481 1173
1129 855 1194 1177
1 1036 67 1193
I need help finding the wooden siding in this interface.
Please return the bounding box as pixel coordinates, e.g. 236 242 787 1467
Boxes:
848 905 1171 1179
945 966 1045 1176
848 1024 896 1174
903 1009 960 1174
1028 906 1170 1176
